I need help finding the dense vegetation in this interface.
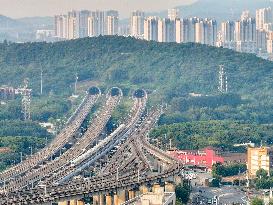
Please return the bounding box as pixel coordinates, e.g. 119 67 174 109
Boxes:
175 180 191 204
0 36 272 171
150 121 273 151
0 36 271 124
212 163 247 177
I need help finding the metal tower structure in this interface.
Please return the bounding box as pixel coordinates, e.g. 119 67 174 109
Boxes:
19 79 32 120
218 65 228 93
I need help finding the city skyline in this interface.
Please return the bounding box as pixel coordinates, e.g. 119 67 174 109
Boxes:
0 0 196 19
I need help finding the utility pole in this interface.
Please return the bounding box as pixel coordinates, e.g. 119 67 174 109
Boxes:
169 139 172 150
74 72 78 95
40 68 43 95
20 152 23 163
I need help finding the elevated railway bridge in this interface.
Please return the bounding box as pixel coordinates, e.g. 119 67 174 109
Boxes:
0 88 183 205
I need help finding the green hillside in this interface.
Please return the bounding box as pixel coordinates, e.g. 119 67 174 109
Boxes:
0 36 272 123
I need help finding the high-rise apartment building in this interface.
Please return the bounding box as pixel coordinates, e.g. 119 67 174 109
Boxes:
78 10 90 38
87 16 99 37
267 31 273 53
235 18 256 53
54 15 68 39
67 11 78 40
106 10 119 35
256 7 273 30
221 21 235 42
90 11 106 36
195 19 217 46
175 18 196 43
144 17 159 41
235 18 256 42
158 18 176 43
241 10 251 21
247 147 273 179
256 29 268 52
131 11 145 38
168 8 179 21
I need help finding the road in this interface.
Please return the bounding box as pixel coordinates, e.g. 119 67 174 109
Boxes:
190 171 247 205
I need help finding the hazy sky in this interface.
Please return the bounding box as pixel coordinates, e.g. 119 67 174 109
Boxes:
0 0 196 19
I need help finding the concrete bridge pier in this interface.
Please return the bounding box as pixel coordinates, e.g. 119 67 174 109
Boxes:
93 195 100 205
139 185 149 194
99 194 105 205
165 182 175 192
58 200 84 205
105 193 112 205
152 183 164 194
117 190 126 205
128 190 135 199
113 193 119 205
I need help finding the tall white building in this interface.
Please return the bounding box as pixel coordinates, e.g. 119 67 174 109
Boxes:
267 31 273 53
54 15 68 39
131 10 145 38
67 11 78 40
158 18 176 43
144 17 159 41
256 7 273 30
221 21 235 42
176 17 204 43
78 10 90 38
90 11 106 36
87 16 99 37
235 18 256 53
106 10 119 35
241 10 251 21
168 8 179 21
235 18 256 42
195 19 217 46
256 29 267 52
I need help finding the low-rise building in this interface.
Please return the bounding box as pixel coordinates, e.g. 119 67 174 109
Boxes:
168 147 246 170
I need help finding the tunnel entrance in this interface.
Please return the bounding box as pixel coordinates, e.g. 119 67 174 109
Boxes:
110 87 121 96
88 87 100 95
134 89 146 98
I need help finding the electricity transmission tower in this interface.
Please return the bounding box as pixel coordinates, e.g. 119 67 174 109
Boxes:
218 65 228 93
20 79 32 120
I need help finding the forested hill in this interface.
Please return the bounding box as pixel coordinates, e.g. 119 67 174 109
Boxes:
0 36 272 123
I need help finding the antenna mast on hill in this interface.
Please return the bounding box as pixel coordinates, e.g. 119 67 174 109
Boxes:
40 68 43 95
218 65 228 93
74 72 78 95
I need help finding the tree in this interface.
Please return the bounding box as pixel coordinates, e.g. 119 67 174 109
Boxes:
256 169 268 179
251 197 264 205
175 181 191 204
210 178 221 187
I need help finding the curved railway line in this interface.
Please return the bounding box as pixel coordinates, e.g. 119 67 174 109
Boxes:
0 88 183 205
0 88 101 184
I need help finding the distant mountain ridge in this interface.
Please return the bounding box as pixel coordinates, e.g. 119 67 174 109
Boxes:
149 0 273 21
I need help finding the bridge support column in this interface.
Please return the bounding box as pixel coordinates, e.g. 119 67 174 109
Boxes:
165 182 175 192
77 200 85 205
106 194 112 205
152 183 164 194
117 190 126 204
128 190 135 199
99 194 105 205
93 195 100 205
113 193 118 205
139 185 149 194
175 175 182 185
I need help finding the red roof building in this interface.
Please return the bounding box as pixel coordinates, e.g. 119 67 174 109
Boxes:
167 147 224 169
